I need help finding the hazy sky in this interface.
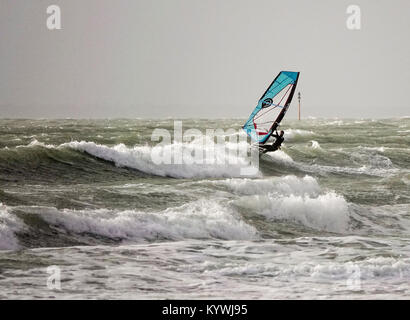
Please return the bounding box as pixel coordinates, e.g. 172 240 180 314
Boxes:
1 0 409 118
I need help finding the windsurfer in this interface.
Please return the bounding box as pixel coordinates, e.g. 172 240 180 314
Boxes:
260 130 284 153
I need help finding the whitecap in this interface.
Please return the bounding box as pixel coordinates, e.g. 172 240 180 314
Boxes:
25 200 258 242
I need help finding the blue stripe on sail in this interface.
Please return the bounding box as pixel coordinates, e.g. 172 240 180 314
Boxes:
281 71 299 82
243 71 299 144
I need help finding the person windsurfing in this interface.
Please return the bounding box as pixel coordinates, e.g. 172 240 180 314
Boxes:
242 71 299 153
260 129 284 153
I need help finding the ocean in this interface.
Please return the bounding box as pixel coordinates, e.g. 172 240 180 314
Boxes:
0 118 409 299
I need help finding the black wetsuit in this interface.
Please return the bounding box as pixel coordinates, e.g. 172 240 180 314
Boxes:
260 132 284 153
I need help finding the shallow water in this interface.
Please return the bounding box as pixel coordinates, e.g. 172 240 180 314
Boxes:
0 118 409 299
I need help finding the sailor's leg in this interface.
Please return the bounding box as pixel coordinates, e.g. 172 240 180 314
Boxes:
259 144 268 150
259 144 272 153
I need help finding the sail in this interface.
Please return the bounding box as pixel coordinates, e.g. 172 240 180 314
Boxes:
243 71 300 144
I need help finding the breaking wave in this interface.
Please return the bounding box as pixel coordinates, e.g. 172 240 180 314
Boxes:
16 200 258 243
63 141 260 179
0 203 25 250
309 140 322 149
235 192 350 233
225 175 350 233
208 256 410 281
215 175 321 197
284 129 315 140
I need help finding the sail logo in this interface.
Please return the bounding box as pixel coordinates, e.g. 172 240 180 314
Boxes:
262 98 273 108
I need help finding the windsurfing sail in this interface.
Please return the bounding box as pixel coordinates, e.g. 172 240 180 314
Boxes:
243 71 300 144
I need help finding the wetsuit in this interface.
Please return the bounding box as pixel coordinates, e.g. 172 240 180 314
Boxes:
260 131 284 153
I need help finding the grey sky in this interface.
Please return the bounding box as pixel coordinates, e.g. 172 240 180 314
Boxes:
1 0 409 118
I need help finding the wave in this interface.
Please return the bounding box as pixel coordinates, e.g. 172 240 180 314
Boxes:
1 139 261 179
0 203 25 250
62 141 260 179
251 140 399 177
259 149 397 178
356 146 386 153
353 203 410 235
214 175 321 197
309 140 322 149
0 175 350 247
284 129 315 140
351 152 393 169
15 199 258 243
268 149 398 177
210 255 410 281
3 138 403 180
234 192 350 233
308 256 410 281
175 176 354 233
2 175 409 249
326 120 344 126
17 139 55 149
263 149 294 164
216 175 351 233
299 163 398 177
211 177 410 235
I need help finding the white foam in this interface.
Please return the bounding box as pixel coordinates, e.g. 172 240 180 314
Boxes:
235 191 350 233
284 129 315 140
174 237 410 284
32 200 258 242
16 139 54 149
62 141 260 179
357 146 386 152
326 120 344 126
217 175 321 197
309 140 322 149
265 192 350 233
264 150 294 164
309 257 410 280
249 256 410 280
0 203 24 250
211 263 280 277
292 160 398 177
350 150 393 169
402 177 410 186
203 176 349 233
206 252 410 281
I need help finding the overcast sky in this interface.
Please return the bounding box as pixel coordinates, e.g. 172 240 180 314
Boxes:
1 0 409 118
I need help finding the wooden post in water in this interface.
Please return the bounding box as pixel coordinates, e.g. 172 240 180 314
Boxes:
298 92 301 120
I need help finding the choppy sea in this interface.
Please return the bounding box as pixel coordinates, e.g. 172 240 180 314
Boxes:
0 118 409 299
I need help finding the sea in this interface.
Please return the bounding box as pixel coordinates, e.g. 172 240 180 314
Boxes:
0 117 409 299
